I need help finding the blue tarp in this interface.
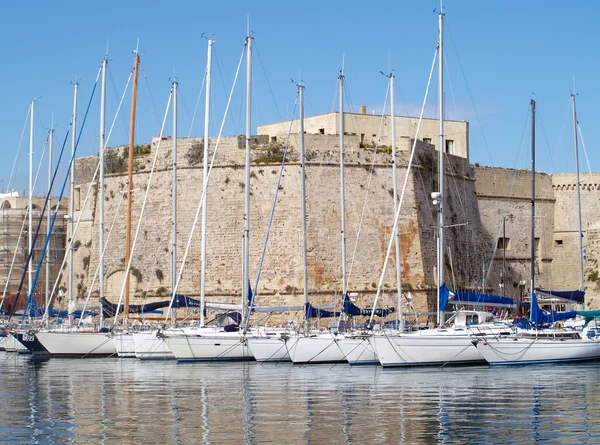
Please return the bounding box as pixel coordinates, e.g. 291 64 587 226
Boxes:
304 302 341 319
449 290 516 308
440 283 450 311
535 289 585 304
101 295 202 318
530 292 577 326
342 294 395 317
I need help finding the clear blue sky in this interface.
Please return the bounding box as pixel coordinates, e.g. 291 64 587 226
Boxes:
1 0 598 195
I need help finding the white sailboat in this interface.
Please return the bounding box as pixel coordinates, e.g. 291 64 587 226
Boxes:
473 98 600 365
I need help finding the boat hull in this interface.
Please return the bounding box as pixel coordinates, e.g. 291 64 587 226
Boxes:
369 331 485 367
4 333 28 353
113 333 136 358
288 335 347 364
132 331 175 360
165 334 252 362
247 336 293 362
474 338 600 365
35 331 116 357
337 336 378 365
16 332 48 355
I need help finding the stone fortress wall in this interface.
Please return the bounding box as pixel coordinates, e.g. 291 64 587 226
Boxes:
61 134 600 321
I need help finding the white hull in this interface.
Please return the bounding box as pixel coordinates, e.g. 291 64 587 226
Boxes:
337 336 378 365
113 333 136 358
36 331 116 357
132 331 174 360
4 333 27 353
288 334 347 364
0 335 6 351
369 330 485 367
165 332 252 362
474 337 600 365
247 336 293 362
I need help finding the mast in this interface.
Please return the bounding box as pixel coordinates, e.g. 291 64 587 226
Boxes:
46 126 53 312
99 56 107 323
339 71 348 296
242 34 253 324
390 74 403 332
530 99 536 310
571 93 584 291
124 53 140 323
69 82 78 325
28 100 34 296
299 83 309 318
171 79 178 324
200 38 214 327
436 6 445 325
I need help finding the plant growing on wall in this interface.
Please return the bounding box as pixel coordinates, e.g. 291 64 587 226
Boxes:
105 148 127 174
82 255 90 270
186 140 204 166
155 268 164 283
131 266 142 283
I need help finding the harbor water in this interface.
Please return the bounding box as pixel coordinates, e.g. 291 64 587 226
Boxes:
1 353 600 444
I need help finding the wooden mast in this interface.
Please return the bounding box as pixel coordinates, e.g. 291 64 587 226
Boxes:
124 52 140 322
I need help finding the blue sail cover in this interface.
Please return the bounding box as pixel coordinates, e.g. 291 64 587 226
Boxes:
439 283 450 311
449 291 516 308
304 302 341 319
342 294 395 317
535 289 585 304
530 293 577 326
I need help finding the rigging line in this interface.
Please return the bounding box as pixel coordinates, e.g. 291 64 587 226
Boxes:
6 108 30 193
215 49 240 134
246 92 299 329
166 43 246 319
109 65 132 141
114 89 173 321
551 98 571 169
44 70 133 319
176 84 194 136
577 123 600 218
536 108 557 174
253 41 282 122
346 82 390 285
17 66 103 321
369 44 438 322
79 190 126 323
442 48 458 120
187 69 207 137
141 63 160 130
445 17 494 165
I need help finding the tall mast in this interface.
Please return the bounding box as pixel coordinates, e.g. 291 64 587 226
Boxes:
201 38 214 327
390 74 403 332
46 126 53 311
171 80 178 323
69 82 78 325
28 100 34 295
99 56 107 320
242 34 253 324
299 83 309 315
124 53 140 323
571 93 584 291
530 99 536 299
436 6 445 325
339 72 348 296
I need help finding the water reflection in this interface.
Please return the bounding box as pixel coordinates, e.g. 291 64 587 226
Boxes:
1 354 600 444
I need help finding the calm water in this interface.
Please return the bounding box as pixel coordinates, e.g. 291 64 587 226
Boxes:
1 353 600 444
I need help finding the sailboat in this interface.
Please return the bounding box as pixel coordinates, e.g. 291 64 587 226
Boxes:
163 34 254 362
35 56 117 357
473 99 600 365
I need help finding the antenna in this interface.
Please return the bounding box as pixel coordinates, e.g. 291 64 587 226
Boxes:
341 53 345 75
105 39 110 58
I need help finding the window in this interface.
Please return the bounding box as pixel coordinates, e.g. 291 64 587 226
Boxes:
319 128 325 135
423 138 432 144
360 134 365 143
270 136 277 143
445 139 454 154
497 237 511 250
554 239 563 246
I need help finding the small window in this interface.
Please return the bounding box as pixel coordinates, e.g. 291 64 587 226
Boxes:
445 139 454 154
319 128 325 135
423 138 432 144
360 134 365 143
555 239 563 246
497 237 511 250
270 136 277 143
372 134 377 138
